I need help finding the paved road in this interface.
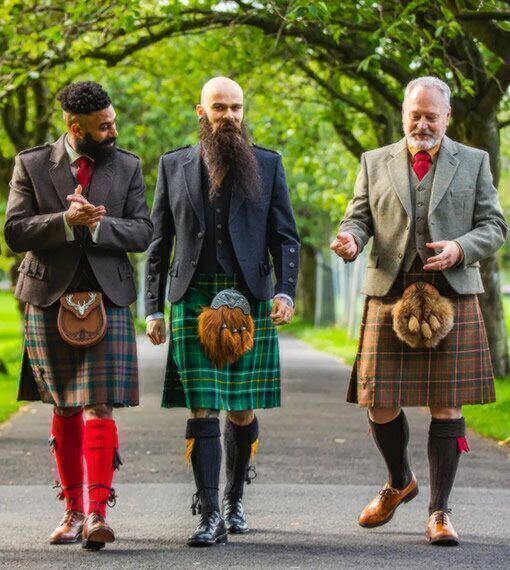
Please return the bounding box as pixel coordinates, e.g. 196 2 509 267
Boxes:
0 336 508 568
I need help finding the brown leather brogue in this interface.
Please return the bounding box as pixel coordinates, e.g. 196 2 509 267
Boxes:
49 510 85 544
358 473 418 528
81 512 115 550
426 510 460 546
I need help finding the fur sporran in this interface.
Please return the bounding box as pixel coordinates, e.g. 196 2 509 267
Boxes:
198 289 255 368
392 282 454 348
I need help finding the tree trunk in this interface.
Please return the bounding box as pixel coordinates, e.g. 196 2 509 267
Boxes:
297 242 317 322
450 112 509 377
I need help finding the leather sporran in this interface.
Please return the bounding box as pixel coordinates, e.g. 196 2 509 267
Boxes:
392 282 454 348
198 289 255 368
57 292 107 348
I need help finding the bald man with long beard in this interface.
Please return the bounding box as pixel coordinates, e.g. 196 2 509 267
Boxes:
145 77 300 546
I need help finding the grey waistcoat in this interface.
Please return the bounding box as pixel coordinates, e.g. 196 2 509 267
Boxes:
402 160 437 272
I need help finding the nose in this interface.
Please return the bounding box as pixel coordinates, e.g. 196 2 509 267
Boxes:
417 118 428 131
110 126 118 138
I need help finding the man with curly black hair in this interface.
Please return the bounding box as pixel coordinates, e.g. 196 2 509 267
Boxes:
5 81 153 550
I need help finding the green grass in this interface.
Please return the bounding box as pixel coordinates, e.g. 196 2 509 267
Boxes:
0 292 23 423
283 317 359 366
285 315 510 444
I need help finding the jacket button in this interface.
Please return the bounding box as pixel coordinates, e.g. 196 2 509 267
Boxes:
289 248 295 254
289 262 295 268
217 224 222 230
147 292 153 298
398 253 403 259
217 240 223 245
197 231 204 239
216 208 221 214
191 260 197 267
147 275 153 281
288 277 294 283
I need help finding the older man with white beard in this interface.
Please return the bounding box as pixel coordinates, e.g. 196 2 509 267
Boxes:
331 76 507 545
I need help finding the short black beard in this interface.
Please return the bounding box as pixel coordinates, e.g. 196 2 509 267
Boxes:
199 115 261 201
76 132 117 164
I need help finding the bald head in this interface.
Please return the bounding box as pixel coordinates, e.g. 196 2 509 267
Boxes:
197 77 244 131
200 77 243 105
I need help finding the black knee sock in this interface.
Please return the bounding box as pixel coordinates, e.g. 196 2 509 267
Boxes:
186 418 222 514
224 416 259 500
428 417 467 515
369 410 412 490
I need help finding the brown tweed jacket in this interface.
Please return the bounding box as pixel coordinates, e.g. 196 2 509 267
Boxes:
4 135 153 307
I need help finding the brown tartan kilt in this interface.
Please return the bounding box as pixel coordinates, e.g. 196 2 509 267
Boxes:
347 258 495 408
19 302 139 408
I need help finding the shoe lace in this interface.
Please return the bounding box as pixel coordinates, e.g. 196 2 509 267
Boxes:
88 484 117 510
52 480 83 505
245 465 257 485
434 510 451 525
191 492 202 516
378 486 399 502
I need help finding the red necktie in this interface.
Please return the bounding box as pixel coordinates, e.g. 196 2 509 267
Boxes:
75 156 94 189
412 151 431 181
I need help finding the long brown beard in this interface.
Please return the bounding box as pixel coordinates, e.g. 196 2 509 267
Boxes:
199 115 261 201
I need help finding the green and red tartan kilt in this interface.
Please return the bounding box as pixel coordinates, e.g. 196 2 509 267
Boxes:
162 274 281 411
19 303 139 408
347 259 495 408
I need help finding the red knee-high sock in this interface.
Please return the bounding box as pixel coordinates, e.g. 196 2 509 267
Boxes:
50 410 84 513
83 419 118 518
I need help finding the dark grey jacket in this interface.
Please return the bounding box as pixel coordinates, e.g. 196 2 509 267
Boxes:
145 144 300 314
4 135 153 307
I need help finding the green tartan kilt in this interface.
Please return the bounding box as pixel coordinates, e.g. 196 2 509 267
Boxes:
20 303 139 408
163 274 281 410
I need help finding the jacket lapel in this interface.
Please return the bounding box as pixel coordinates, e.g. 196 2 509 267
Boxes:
182 145 205 228
387 137 413 219
429 136 459 216
49 135 76 209
87 155 114 206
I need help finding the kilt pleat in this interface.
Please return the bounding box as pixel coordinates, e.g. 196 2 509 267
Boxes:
162 274 281 410
21 303 139 407
347 259 495 408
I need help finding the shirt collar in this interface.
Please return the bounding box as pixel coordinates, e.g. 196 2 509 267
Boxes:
64 135 94 164
407 140 441 162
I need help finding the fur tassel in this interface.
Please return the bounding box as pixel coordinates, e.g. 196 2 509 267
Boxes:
185 438 195 464
250 438 259 459
392 282 454 348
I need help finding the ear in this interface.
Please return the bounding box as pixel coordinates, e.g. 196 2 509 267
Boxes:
196 104 205 120
69 122 84 138
446 105 452 123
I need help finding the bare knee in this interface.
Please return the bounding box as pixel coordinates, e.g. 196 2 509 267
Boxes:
429 406 462 420
227 410 254 426
84 404 113 419
190 409 220 419
54 406 83 417
368 407 400 424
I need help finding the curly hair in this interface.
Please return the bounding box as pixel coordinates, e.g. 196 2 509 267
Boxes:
57 81 112 114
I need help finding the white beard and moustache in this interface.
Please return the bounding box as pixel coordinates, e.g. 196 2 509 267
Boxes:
404 124 446 151
199 115 261 201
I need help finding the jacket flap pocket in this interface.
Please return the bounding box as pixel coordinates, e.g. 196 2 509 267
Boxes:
259 261 273 276
118 261 134 281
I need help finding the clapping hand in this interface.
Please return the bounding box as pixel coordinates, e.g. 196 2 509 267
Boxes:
65 185 106 230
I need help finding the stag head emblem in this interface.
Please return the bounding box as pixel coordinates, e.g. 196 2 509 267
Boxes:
66 293 97 316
